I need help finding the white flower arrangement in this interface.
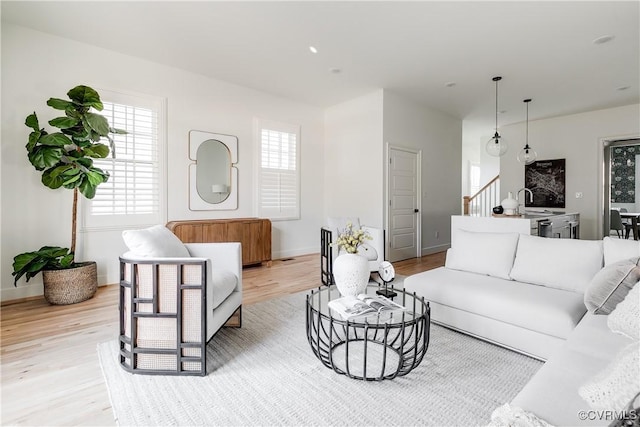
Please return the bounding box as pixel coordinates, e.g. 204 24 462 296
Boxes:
333 222 372 254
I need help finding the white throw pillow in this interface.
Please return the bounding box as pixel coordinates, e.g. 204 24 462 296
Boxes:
579 342 640 411
445 230 519 280
584 258 640 314
122 225 191 258
510 235 603 293
608 283 640 339
603 237 640 266
488 403 552 427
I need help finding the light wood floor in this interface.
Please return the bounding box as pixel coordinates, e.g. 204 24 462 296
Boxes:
1 252 445 426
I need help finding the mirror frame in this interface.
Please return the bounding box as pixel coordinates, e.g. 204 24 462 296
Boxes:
188 130 238 210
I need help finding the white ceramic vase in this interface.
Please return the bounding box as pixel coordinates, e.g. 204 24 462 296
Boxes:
333 253 370 297
501 191 519 215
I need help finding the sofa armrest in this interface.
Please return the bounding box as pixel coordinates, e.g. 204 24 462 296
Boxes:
184 242 242 292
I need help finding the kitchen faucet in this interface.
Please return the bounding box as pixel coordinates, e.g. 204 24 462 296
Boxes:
516 188 533 214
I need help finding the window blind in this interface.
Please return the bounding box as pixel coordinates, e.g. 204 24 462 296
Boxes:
92 103 159 216
257 122 300 220
82 90 165 230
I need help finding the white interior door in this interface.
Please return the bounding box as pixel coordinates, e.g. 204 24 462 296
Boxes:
387 146 421 262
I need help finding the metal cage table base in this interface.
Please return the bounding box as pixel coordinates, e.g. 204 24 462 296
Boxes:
306 285 430 381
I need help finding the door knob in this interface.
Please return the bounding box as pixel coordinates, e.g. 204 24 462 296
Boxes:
414 209 419 213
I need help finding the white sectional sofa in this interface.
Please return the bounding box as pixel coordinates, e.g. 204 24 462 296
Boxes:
404 232 640 426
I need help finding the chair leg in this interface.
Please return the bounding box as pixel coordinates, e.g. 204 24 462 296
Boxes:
617 230 621 238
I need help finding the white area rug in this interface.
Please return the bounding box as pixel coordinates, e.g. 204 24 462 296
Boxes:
98 292 542 426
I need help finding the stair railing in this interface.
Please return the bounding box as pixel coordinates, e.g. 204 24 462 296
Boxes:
463 175 500 216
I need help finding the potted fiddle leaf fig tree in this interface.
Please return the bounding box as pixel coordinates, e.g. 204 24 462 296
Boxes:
12 85 126 304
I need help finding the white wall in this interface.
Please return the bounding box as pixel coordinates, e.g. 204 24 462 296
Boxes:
1 23 325 301
499 104 640 240
324 91 384 227
383 91 462 254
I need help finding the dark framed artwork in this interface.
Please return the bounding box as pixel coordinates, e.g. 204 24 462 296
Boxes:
525 159 566 208
610 145 638 203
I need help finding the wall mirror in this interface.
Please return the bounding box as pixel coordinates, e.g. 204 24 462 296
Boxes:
189 130 238 210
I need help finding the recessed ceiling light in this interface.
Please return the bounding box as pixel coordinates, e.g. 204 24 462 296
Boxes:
329 68 341 74
617 85 631 91
445 82 456 88
593 35 615 45
309 46 318 54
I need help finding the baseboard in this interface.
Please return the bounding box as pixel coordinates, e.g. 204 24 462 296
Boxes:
421 243 450 255
1 282 112 304
1 282 44 303
273 246 319 260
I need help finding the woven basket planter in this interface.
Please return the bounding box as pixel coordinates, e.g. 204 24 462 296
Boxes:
42 261 98 305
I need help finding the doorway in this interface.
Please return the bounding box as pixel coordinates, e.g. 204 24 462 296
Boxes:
386 145 421 262
600 137 640 238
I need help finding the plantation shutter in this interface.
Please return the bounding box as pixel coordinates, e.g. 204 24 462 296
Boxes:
257 121 300 220
83 90 165 229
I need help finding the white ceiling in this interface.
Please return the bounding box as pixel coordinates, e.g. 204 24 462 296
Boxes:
2 1 639 138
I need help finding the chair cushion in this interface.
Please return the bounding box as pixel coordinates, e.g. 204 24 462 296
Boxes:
603 236 640 266
445 230 519 280
404 267 586 339
207 266 238 310
122 225 190 258
510 234 603 293
584 257 640 314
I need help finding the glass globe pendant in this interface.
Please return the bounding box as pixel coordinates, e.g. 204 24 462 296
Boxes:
486 76 508 157
517 99 537 165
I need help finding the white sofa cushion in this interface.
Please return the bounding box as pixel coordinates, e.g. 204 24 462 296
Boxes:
510 235 603 293
404 267 586 339
445 230 519 280
122 225 190 258
512 313 631 426
603 236 640 266
584 257 640 314
608 283 640 340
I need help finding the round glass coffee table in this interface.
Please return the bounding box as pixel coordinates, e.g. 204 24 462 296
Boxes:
305 284 430 381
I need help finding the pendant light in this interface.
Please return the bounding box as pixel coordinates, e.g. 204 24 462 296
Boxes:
517 99 538 165
486 76 508 157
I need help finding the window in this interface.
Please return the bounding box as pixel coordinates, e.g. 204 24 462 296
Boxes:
82 90 166 229
469 163 481 195
256 119 300 220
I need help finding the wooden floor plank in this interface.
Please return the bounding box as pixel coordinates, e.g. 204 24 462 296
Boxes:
1 252 444 425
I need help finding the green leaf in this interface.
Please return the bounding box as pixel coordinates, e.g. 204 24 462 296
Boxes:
28 146 63 170
41 167 65 190
47 98 73 110
12 252 39 274
12 247 73 285
109 127 128 135
78 177 97 199
85 112 110 136
26 131 42 152
59 253 74 268
25 113 39 131
67 86 103 110
86 170 106 186
48 116 79 129
39 133 72 147
84 143 109 158
75 157 93 169
61 173 82 187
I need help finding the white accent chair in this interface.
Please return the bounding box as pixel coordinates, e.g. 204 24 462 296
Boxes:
119 225 242 376
321 217 385 286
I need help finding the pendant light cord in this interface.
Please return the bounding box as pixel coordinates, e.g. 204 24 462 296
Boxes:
495 80 499 132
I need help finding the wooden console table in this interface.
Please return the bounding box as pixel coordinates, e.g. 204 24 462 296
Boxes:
166 218 272 266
